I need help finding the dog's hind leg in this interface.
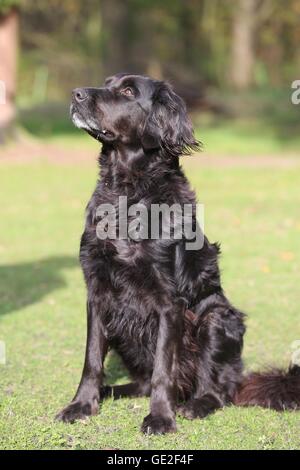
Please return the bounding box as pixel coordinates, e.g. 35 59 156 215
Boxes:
178 296 245 420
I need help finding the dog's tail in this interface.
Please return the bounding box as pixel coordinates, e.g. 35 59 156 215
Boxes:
233 363 300 411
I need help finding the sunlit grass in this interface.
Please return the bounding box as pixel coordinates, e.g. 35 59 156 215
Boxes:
0 157 299 449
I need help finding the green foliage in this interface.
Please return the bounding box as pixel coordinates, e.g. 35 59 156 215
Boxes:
0 0 19 14
17 0 102 104
16 0 300 105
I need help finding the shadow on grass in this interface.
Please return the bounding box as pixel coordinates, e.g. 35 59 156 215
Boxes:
0 255 78 316
0 254 130 383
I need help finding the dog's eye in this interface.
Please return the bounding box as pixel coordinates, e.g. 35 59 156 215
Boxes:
120 87 134 97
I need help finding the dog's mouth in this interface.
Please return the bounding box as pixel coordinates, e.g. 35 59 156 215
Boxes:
71 107 115 141
86 128 115 142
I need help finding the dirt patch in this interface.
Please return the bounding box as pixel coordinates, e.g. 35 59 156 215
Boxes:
0 138 98 165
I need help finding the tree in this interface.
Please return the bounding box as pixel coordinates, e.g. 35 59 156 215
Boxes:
0 1 19 141
100 0 133 77
230 0 259 89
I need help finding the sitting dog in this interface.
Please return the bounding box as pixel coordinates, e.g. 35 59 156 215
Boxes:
56 74 300 434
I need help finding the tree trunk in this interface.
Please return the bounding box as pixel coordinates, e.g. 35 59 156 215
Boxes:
230 0 259 89
100 0 132 78
0 7 18 140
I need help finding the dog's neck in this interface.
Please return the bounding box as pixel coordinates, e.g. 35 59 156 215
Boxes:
98 143 181 194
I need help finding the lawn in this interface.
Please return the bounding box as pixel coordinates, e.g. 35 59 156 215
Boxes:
0 143 300 449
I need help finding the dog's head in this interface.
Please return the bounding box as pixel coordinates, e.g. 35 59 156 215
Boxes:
71 74 200 157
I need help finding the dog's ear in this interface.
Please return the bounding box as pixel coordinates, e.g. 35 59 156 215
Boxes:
141 82 201 157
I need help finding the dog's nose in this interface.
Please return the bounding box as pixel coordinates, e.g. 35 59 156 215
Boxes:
73 88 88 103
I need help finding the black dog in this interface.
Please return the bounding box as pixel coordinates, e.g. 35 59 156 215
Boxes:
56 74 300 434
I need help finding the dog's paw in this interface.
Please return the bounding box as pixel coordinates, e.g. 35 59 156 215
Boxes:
177 399 203 419
55 399 98 424
177 397 217 419
141 414 176 435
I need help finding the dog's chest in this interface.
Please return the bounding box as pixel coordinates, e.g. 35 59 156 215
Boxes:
90 191 157 260
86 188 176 300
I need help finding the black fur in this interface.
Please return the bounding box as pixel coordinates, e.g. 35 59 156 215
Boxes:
55 74 300 433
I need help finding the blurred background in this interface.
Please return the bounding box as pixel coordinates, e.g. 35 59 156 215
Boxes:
1 0 300 152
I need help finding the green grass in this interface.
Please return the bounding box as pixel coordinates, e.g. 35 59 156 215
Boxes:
0 156 300 450
194 86 300 155
195 119 300 155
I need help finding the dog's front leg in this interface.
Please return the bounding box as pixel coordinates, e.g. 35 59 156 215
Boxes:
55 299 108 423
141 298 184 434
